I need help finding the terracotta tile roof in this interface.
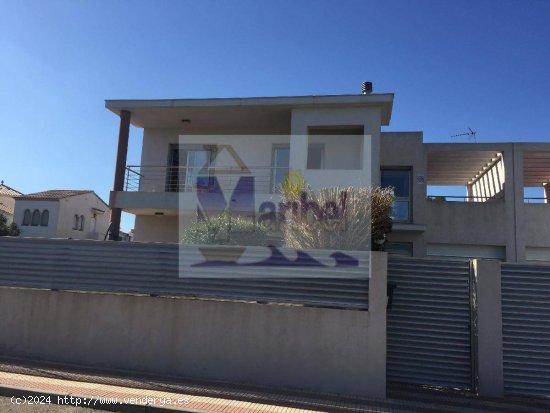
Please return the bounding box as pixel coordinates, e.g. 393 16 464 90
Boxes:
0 182 22 197
15 190 93 201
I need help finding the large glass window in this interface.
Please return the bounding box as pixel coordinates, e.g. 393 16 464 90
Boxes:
167 145 213 192
381 169 411 222
271 145 290 192
185 149 212 192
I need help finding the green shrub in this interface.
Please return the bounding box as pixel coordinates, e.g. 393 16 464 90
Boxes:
0 213 20 237
181 213 268 246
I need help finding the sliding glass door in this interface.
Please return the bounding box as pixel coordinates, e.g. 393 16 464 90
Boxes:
167 145 213 192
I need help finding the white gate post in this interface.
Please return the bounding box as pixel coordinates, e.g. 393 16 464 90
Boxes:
472 259 504 397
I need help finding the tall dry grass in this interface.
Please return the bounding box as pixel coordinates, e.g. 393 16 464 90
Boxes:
280 186 394 251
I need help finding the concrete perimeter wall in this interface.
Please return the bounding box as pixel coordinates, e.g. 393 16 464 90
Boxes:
0 253 387 398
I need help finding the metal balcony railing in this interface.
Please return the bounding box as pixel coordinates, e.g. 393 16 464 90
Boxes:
524 197 549 204
427 195 505 202
124 165 289 194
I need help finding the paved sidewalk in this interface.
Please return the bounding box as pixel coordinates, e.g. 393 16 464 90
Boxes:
0 357 548 413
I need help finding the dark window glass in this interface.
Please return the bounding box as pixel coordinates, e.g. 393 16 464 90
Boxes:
22 209 31 226
307 145 324 169
385 242 413 256
382 169 411 222
381 170 410 197
31 210 40 226
40 210 49 226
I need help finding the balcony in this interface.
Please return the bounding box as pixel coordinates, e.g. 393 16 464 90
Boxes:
124 165 289 195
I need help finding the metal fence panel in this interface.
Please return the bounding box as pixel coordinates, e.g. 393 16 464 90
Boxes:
0 238 368 310
502 262 550 396
387 256 472 389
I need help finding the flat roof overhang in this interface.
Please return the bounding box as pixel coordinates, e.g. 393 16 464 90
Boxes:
426 143 550 187
105 93 394 129
427 148 501 186
524 151 550 186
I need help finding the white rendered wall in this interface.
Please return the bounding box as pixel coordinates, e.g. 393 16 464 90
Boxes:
13 200 59 238
57 193 109 240
290 107 381 189
139 129 290 193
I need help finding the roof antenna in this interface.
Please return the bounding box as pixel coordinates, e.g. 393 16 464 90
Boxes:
451 127 477 143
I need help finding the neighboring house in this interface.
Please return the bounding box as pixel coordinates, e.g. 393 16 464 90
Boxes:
105 85 550 262
13 190 109 240
0 181 22 224
119 229 134 242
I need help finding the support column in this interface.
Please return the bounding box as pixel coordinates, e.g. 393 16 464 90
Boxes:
502 147 517 261
109 110 131 241
362 133 376 186
288 133 308 172
467 183 474 201
289 109 309 174
367 251 387 398
513 146 526 261
545 183 550 204
472 259 504 397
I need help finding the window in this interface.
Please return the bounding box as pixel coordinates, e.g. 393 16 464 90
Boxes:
40 210 49 226
307 144 325 169
427 243 505 261
271 145 290 192
385 242 413 257
381 169 412 222
79 215 85 231
31 210 40 226
74 214 79 230
22 209 31 226
166 145 214 192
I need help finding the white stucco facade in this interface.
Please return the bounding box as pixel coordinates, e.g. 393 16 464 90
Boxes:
105 93 550 262
13 191 109 240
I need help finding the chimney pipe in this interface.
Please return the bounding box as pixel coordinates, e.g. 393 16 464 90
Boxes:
361 81 372 95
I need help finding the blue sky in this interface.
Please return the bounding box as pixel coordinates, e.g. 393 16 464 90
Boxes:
1 0 549 230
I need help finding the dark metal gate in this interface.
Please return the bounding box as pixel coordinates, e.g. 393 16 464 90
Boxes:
387 256 473 389
502 262 550 396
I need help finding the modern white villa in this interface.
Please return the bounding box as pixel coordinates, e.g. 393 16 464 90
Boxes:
13 190 109 240
106 85 550 262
